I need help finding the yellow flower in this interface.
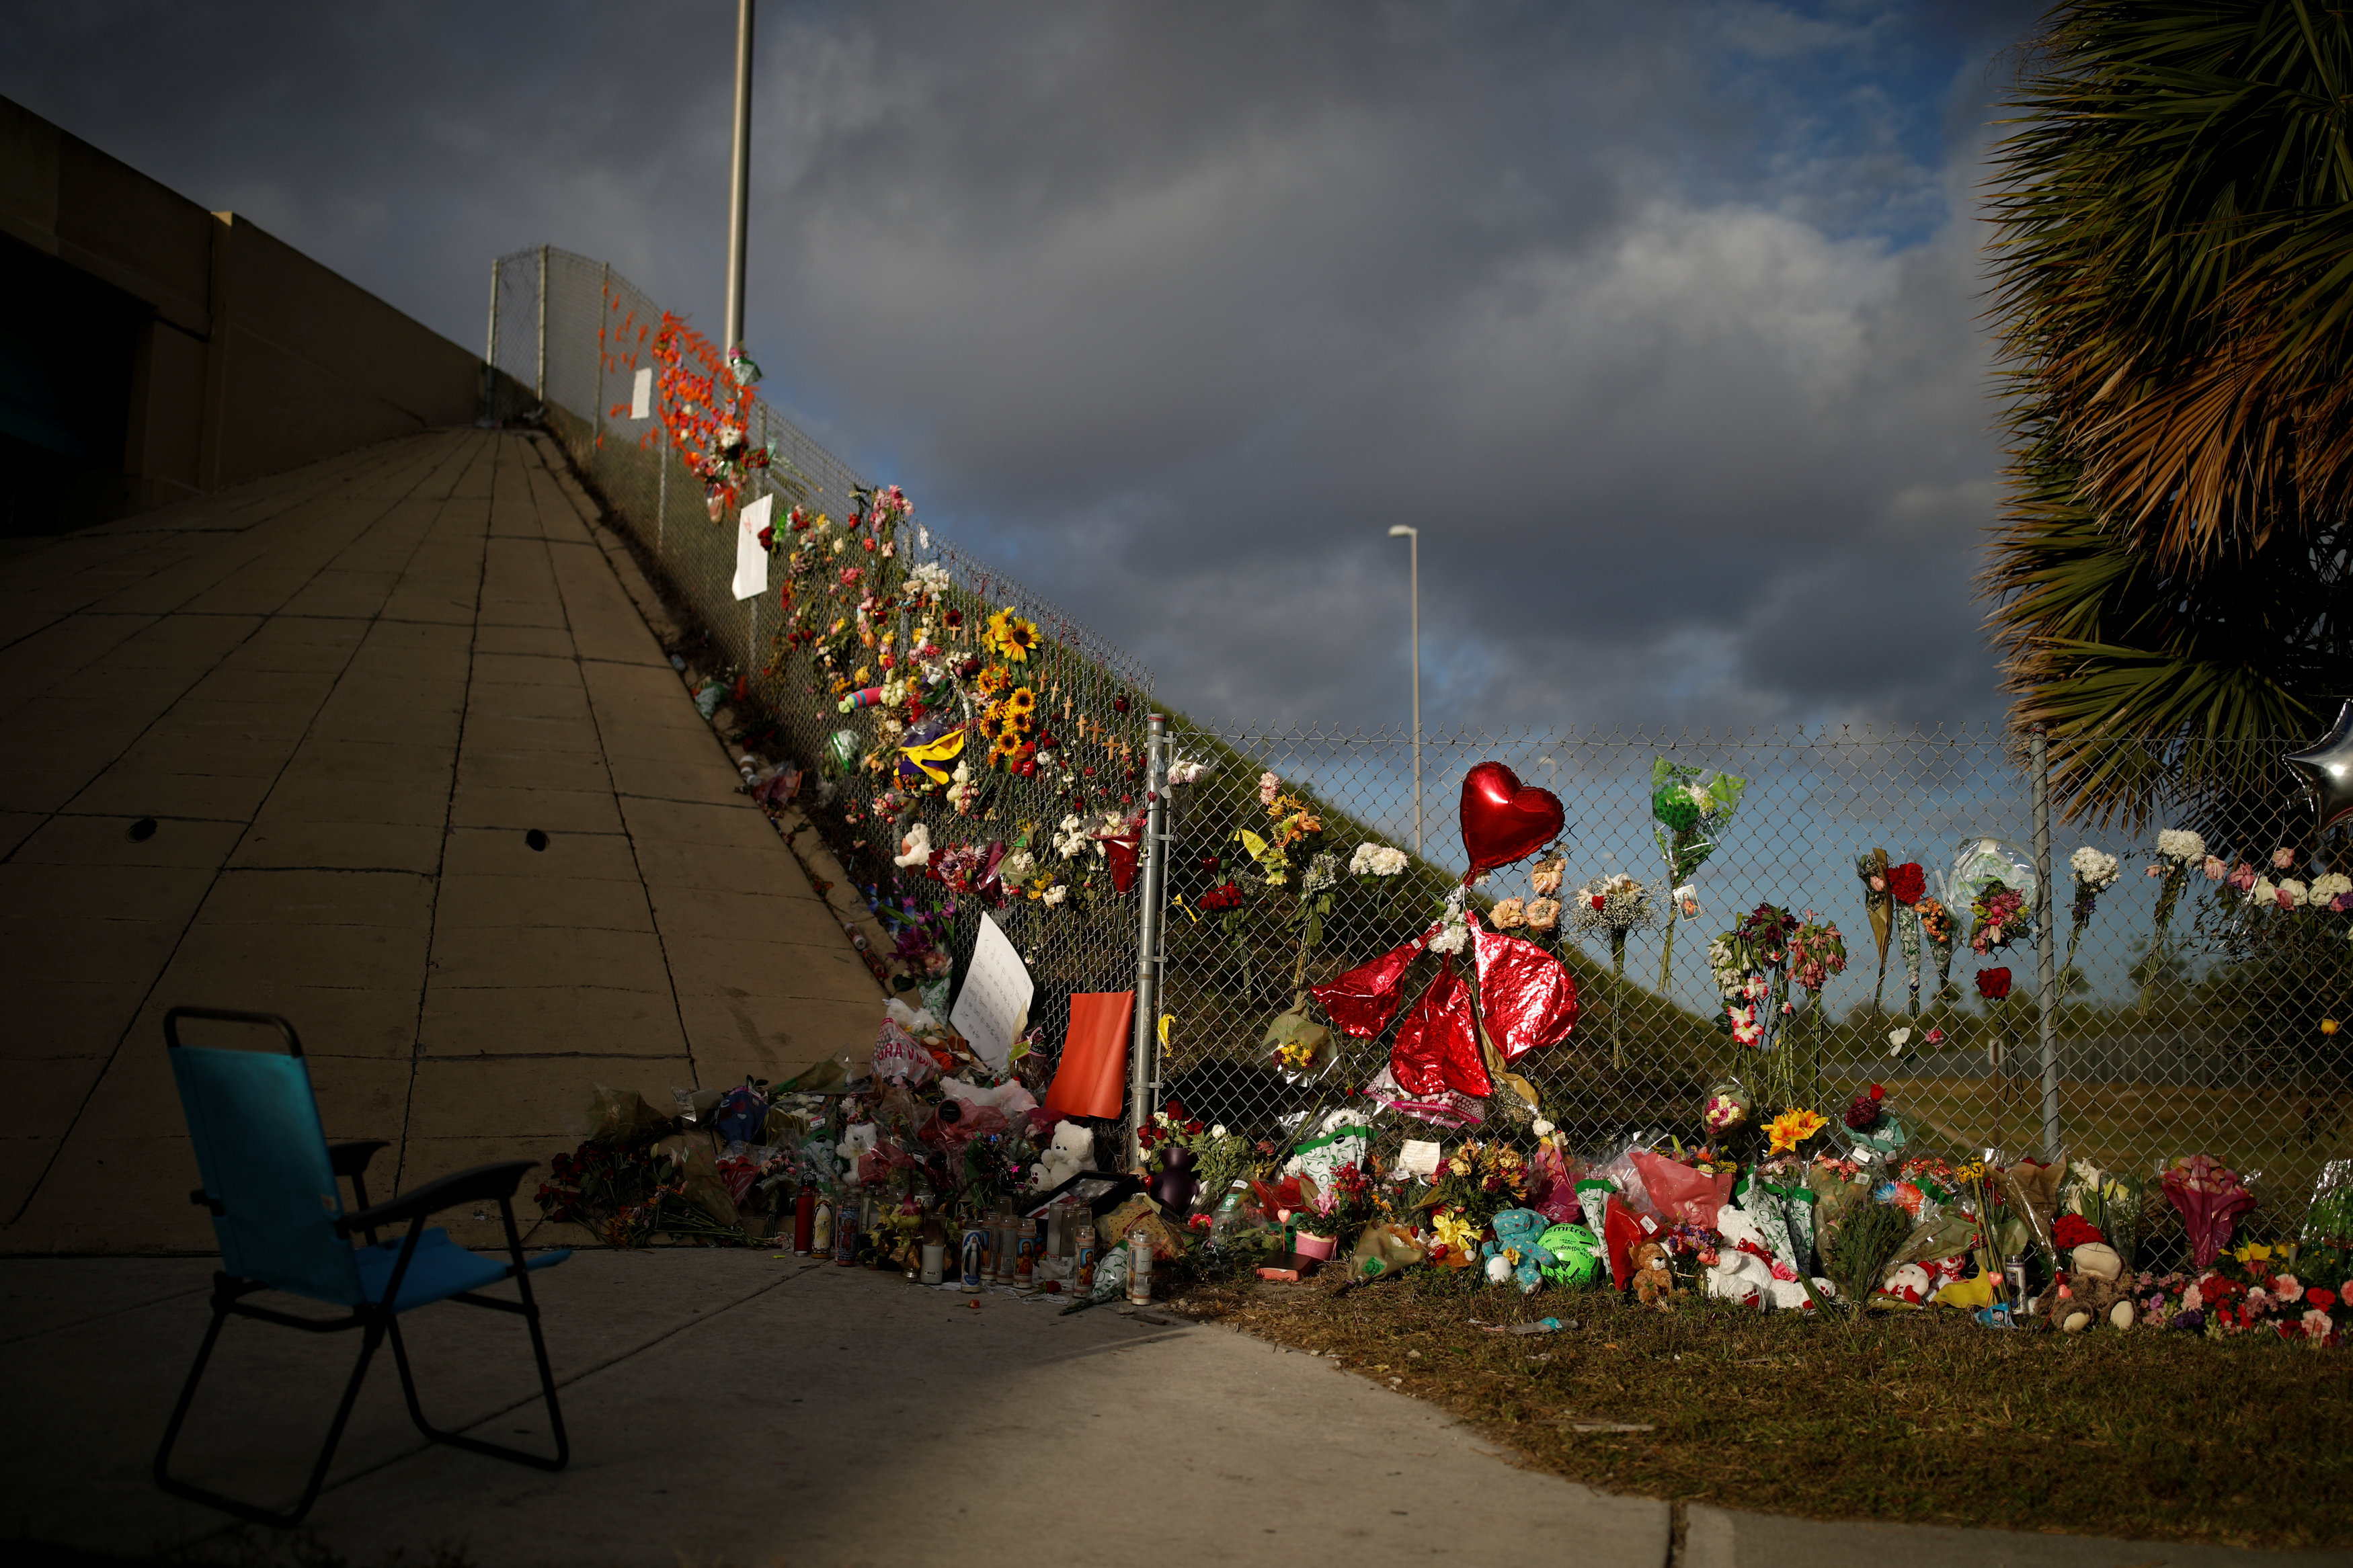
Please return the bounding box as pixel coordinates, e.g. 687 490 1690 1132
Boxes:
989 728 1024 761
1004 686 1037 717
1431 1208 1478 1254
984 608 1040 663
1765 1108 1827 1154
1447 1152 1472 1178
977 666 1012 698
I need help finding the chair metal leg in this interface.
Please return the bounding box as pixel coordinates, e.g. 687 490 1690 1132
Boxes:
383 1238 567 1474
154 1286 386 1530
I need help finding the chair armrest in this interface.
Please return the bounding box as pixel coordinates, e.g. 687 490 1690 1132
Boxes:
329 1140 391 1179
337 1161 536 1236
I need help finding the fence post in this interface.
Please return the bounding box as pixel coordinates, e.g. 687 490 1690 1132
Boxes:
1129 712 1170 1163
483 257 502 421
2032 723 2063 1157
535 244 549 405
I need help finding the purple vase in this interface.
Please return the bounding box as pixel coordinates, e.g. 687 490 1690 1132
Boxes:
1151 1147 1200 1214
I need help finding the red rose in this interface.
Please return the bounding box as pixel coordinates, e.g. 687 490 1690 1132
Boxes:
2052 1213 2106 1249
1976 966 2013 1001
1887 863 1925 905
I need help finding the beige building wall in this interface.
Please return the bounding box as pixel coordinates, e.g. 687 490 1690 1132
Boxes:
0 93 483 522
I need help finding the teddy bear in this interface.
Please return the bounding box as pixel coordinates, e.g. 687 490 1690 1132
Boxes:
1705 1243 1777 1308
1880 1260 1933 1307
2042 1239 2135 1331
1029 1120 1094 1190
836 1121 878 1176
1709 1206 1829 1311
1630 1241 1677 1309
1480 1207 1559 1294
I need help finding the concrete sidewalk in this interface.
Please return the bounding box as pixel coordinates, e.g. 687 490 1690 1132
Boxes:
0 429 883 1254
3 1255 2341 1568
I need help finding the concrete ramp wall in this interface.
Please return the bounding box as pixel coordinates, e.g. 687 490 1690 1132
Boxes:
0 94 483 530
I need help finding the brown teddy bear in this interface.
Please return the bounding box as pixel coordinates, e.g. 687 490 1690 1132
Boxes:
2041 1240 2135 1332
1631 1241 1677 1309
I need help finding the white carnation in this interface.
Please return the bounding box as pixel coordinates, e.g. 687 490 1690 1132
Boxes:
1044 884 1068 906
2249 877 2277 907
2278 879 2309 907
1429 919 1468 955
2069 846 2120 891
2157 828 2206 862
1350 843 1409 877
2312 872 2351 901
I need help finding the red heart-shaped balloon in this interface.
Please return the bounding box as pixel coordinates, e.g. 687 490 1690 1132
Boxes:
1459 761 1565 877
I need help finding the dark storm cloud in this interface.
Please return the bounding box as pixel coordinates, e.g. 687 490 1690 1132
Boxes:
0 0 2045 733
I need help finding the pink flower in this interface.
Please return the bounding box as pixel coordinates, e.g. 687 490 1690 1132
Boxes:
2274 847 2298 870
2229 862 2258 891
1925 1027 1946 1044
2305 1309 2336 1342
2245 1287 2272 1315
2277 888 2299 910
1257 771 1281 806
2183 1283 2202 1311
2202 856 2228 880
2275 1275 2303 1304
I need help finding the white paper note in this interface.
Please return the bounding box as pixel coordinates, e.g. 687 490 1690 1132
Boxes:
630 366 653 419
732 495 772 601
950 912 1033 1071
1396 1139 1443 1180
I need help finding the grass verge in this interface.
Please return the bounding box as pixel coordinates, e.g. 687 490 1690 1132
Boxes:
1166 1272 2353 1551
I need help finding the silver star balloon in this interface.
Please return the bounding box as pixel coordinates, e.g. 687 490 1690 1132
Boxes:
2284 699 2353 836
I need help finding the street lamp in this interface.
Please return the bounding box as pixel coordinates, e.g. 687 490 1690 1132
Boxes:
722 0 756 358
1388 525 1421 855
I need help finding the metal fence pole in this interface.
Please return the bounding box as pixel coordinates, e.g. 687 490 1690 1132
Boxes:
483 257 502 421
1129 712 1170 1163
657 450 668 554
535 244 549 405
2032 723 2063 1157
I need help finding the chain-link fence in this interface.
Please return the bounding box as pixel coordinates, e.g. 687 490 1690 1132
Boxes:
1148 723 2351 1228
486 247 1154 1073
483 247 2348 1224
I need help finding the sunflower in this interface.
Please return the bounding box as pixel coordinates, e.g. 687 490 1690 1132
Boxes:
984 608 1040 663
989 727 1025 763
1765 1108 1827 1155
977 665 1012 699
1004 686 1037 717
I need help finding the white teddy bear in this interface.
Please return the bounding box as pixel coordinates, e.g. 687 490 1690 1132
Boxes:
1029 1120 1094 1190
1707 1204 1832 1311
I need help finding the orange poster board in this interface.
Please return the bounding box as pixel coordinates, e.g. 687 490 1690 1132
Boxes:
1045 991 1135 1120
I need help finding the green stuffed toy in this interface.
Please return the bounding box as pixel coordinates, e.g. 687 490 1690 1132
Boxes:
1482 1207 1557 1294
1536 1223 1602 1288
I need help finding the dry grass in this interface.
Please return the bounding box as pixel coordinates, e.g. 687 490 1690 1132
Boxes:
1166 1272 2353 1551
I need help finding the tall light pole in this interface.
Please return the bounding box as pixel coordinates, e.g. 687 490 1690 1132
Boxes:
722 0 756 357
1388 524 1421 854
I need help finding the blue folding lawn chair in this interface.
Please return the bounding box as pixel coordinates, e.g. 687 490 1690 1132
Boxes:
154 1007 571 1526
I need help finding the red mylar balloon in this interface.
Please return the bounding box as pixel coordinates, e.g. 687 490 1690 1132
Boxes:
1390 956 1490 1100
1471 915 1578 1060
1460 762 1565 877
1312 925 1437 1040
